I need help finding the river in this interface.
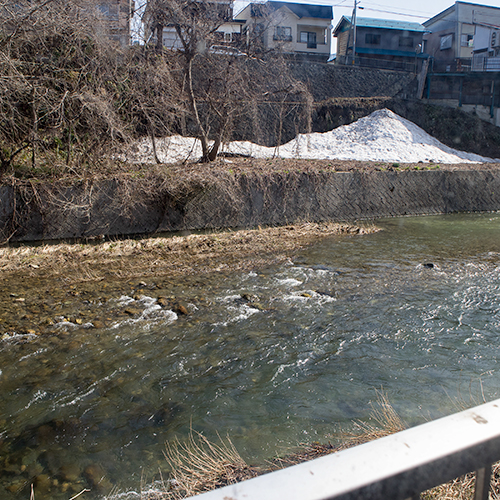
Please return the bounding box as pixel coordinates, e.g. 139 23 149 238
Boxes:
1 213 499 499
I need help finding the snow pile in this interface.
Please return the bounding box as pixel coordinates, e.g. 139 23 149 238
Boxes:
125 109 498 164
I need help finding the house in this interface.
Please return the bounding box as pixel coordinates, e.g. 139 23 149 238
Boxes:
423 1 500 72
333 16 428 71
235 1 333 61
212 18 246 47
471 24 500 71
143 0 233 50
96 0 134 47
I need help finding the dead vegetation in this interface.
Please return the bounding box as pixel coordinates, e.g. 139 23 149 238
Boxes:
0 221 379 284
163 432 261 499
135 392 500 500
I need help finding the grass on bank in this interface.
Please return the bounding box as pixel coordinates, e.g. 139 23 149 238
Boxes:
147 393 500 500
0 222 379 285
25 394 498 500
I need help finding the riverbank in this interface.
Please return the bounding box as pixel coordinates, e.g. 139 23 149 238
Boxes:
2 159 500 243
0 221 377 339
0 221 377 281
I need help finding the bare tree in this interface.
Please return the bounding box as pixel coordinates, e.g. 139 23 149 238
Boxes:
144 0 236 162
0 0 129 176
143 0 313 163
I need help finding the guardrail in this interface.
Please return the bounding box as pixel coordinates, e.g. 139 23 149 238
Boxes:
188 399 500 500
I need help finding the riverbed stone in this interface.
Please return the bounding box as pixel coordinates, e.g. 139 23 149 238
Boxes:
60 463 81 482
124 307 141 316
173 302 188 315
6 479 25 494
35 474 52 493
84 463 113 492
157 296 169 307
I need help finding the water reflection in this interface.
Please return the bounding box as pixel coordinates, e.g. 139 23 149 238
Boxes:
0 213 499 498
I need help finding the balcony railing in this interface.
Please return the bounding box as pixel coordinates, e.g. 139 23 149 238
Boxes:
186 399 500 500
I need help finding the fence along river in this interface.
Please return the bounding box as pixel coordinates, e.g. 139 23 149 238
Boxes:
0 212 500 499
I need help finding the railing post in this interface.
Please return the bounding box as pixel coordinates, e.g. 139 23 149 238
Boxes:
474 464 492 500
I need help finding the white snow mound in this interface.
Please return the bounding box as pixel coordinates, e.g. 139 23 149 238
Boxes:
125 109 498 164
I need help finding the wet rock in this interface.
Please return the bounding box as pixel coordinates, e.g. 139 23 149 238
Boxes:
84 464 112 492
84 464 104 486
92 320 104 329
423 263 434 268
4 463 23 475
60 463 81 482
6 479 25 494
35 474 52 493
241 293 258 302
300 292 312 298
173 302 189 315
36 425 56 445
249 302 265 311
26 462 44 477
124 307 141 316
157 296 169 307
21 449 37 467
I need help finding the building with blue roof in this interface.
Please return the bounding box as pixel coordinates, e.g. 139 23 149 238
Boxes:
333 15 428 71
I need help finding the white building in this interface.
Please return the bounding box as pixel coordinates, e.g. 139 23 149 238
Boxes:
235 1 333 61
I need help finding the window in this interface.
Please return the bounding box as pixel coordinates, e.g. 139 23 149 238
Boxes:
440 34 453 50
274 26 292 41
98 4 119 21
299 31 317 48
365 33 381 45
461 34 474 47
399 36 414 48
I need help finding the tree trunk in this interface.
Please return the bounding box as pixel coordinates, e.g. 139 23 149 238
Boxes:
185 57 211 162
155 24 163 52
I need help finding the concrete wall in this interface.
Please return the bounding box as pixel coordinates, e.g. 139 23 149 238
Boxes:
1 169 500 242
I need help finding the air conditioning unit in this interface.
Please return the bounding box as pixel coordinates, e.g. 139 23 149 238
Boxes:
491 30 499 47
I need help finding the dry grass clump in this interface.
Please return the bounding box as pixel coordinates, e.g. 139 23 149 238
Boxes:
133 394 500 500
340 391 408 449
162 432 261 499
422 463 500 499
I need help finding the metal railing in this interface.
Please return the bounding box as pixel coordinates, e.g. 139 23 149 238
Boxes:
472 55 500 72
188 399 500 500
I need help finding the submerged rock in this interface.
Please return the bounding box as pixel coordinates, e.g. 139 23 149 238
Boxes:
59 463 81 482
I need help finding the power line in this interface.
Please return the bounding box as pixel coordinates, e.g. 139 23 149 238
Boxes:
356 7 429 19
363 1 436 17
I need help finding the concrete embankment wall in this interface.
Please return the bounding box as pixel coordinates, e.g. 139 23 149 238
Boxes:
1 169 500 242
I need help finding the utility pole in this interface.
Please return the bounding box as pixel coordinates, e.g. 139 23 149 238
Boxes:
351 0 360 65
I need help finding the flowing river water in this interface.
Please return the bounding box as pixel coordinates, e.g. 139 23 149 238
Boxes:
1 213 500 499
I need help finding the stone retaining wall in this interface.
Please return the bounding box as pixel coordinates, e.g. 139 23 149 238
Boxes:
2 169 500 242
